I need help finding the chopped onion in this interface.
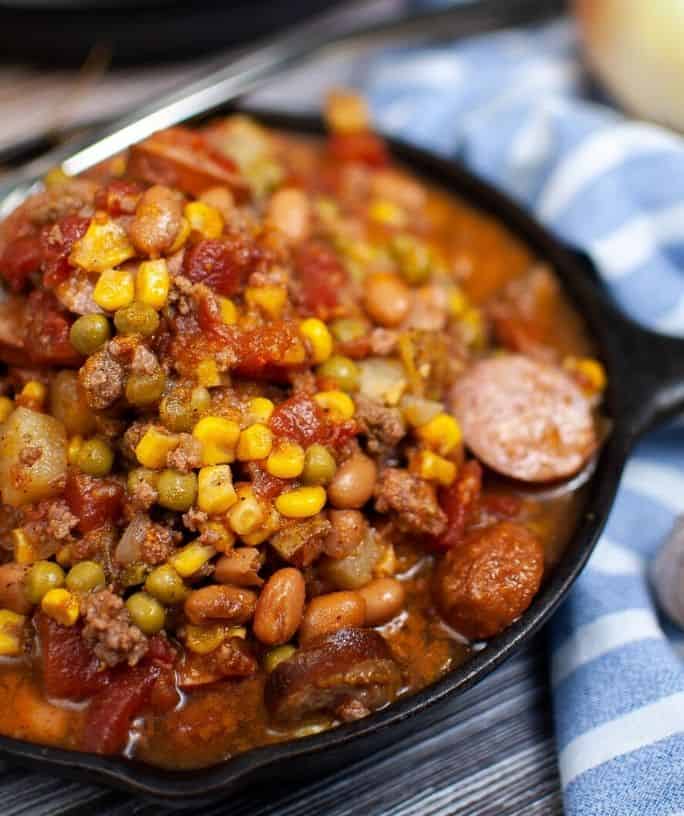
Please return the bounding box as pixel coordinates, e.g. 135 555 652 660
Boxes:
358 357 406 405
114 514 150 565
399 395 444 428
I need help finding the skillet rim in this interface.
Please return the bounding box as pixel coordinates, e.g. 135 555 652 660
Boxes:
0 109 629 800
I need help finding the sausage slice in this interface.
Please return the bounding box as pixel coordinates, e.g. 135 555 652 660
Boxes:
450 354 597 482
265 627 401 723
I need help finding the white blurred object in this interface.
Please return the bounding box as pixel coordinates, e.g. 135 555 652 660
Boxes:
575 0 684 132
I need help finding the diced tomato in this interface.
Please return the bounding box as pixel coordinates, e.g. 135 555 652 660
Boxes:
40 215 89 290
0 235 42 291
246 462 289 500
24 290 80 366
83 662 161 754
328 132 389 167
295 241 347 318
183 236 256 296
269 394 328 447
64 469 124 534
36 613 109 700
147 633 176 667
233 322 304 378
93 180 142 216
432 460 483 551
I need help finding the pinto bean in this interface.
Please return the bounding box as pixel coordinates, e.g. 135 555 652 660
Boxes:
266 188 310 243
0 563 31 614
327 451 377 510
253 568 305 646
214 548 264 587
364 273 412 328
359 578 406 626
129 185 184 258
299 591 366 646
324 509 367 559
184 585 257 626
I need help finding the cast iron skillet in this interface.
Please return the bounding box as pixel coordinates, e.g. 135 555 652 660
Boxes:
1 109 683 803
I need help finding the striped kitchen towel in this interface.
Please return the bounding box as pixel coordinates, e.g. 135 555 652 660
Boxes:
362 18 684 816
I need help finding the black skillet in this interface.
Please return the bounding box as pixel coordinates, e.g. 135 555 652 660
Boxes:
0 108 683 803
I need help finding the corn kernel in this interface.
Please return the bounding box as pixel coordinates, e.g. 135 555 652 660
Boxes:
228 486 264 536
197 359 221 388
447 287 468 318
563 356 607 395
266 442 305 479
314 390 355 421
264 644 296 673
41 589 80 626
170 542 216 578
67 435 83 466
135 428 179 469
185 201 224 239
56 545 72 567
185 623 228 654
237 423 273 461
246 397 274 424
93 268 135 312
169 217 191 253
275 486 327 519
417 413 462 456
412 450 456 487
461 307 485 348
0 609 25 656
70 216 135 274
325 90 370 134
368 198 406 227
204 521 236 553
282 338 307 365
241 505 281 546
299 318 333 364
219 297 238 325
245 286 287 319
17 380 47 410
0 396 13 423
44 166 69 188
12 529 37 564
136 259 170 309
226 626 247 639
193 416 240 465
197 465 237 514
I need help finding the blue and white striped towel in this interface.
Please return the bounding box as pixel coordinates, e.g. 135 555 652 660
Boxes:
361 19 684 816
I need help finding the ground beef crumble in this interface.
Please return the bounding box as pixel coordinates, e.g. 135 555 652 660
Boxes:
354 394 406 457
166 433 202 472
81 588 148 667
374 467 447 537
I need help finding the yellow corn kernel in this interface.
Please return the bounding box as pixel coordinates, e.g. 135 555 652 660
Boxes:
264 644 296 673
185 623 228 654
299 318 333 364
266 442 305 479
447 287 468 318
412 450 456 487
56 545 72 568
193 416 241 465
196 359 221 388
185 201 224 239
19 380 47 409
197 465 237 514
0 396 13 423
135 428 179 470
70 216 135 274
226 626 247 639
12 529 37 564
93 268 135 312
204 521 236 554
282 338 307 365
67 435 83 466
417 413 462 456
0 609 25 656
41 588 80 626
326 90 370 134
44 167 69 189
461 307 485 349
275 486 327 519
237 423 273 461
314 390 355 422
563 356 607 395
219 297 238 325
245 286 287 319
169 217 191 253
136 259 170 310
246 397 274 424
241 505 281 546
228 486 264 536
368 198 406 227
170 542 216 578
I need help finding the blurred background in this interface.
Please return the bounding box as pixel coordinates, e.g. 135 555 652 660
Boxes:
1 0 683 161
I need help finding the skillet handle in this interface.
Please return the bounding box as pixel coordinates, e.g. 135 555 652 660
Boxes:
572 250 684 443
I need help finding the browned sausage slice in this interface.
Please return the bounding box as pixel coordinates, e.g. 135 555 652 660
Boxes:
433 521 544 640
265 627 401 723
450 353 597 482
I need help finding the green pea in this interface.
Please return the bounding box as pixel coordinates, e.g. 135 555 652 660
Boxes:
125 369 165 407
302 444 337 486
391 234 431 286
69 314 111 356
126 592 165 634
329 318 367 344
25 561 65 604
157 469 197 511
77 437 114 477
317 355 360 392
127 467 159 497
159 391 194 433
145 564 188 605
65 561 106 593
114 302 160 337
120 563 149 588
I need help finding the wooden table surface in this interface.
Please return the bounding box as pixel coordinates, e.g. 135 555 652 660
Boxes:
0 637 564 815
